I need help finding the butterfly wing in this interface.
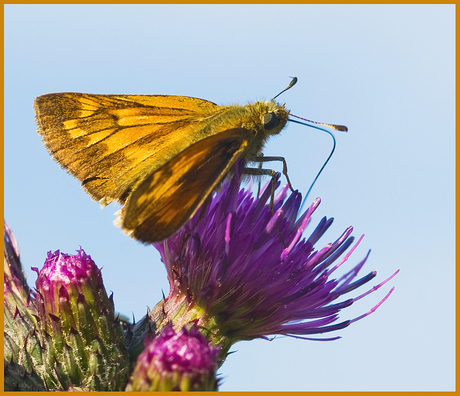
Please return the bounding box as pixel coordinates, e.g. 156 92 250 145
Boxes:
34 93 220 205
121 128 253 243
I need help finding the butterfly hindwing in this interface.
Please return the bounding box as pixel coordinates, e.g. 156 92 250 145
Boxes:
121 128 253 243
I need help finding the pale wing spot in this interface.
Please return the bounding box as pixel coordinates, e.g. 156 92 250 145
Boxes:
84 128 118 146
63 119 81 131
134 193 148 207
115 114 190 126
90 124 159 154
109 108 193 126
78 110 96 118
117 115 150 126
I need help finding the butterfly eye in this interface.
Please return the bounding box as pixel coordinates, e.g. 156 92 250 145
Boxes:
263 112 280 130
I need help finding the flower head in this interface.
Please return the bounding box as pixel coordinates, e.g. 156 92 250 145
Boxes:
34 249 105 327
150 161 397 357
127 323 220 391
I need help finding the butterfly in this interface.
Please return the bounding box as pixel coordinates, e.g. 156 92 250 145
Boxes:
34 78 346 243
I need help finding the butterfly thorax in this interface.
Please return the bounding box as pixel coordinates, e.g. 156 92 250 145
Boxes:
200 100 289 160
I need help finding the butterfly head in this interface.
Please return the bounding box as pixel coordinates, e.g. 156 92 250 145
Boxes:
239 100 289 140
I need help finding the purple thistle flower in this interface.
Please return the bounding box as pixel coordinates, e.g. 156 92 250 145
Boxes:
150 161 398 358
127 323 220 391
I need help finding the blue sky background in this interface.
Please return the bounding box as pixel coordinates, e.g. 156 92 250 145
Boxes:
4 5 454 391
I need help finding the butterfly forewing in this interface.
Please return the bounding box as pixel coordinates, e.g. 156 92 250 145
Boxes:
121 128 252 243
34 93 220 205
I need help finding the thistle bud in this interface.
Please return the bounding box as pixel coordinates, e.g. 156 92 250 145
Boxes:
33 249 129 390
127 324 220 391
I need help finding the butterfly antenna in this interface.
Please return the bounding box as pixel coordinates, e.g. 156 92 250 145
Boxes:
272 77 298 101
288 113 348 211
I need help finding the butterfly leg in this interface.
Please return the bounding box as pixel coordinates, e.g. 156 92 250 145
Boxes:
256 158 263 197
243 166 288 248
243 167 281 213
252 155 295 192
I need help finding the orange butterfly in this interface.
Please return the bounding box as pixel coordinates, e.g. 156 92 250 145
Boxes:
34 78 346 243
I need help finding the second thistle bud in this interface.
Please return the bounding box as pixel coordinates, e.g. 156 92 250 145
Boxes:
4 222 46 390
127 323 220 391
